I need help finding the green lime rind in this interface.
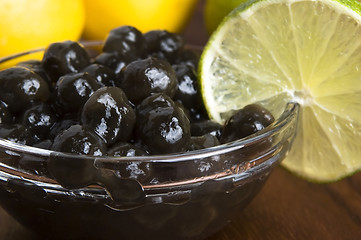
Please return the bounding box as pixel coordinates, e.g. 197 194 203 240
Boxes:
198 0 361 125
198 0 361 182
281 163 361 184
336 0 361 14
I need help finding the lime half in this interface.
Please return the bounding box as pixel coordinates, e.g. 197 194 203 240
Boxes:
199 0 361 182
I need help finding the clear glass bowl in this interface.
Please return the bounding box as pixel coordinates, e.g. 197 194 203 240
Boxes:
0 45 299 240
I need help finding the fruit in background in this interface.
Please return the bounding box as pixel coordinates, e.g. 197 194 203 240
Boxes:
82 0 198 41
199 0 361 182
204 0 247 34
0 0 85 68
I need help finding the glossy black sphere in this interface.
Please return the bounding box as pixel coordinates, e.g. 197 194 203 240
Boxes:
220 104 275 143
120 57 177 103
82 63 116 87
103 26 145 60
81 87 136 145
172 64 207 120
136 93 191 154
0 67 49 113
17 60 52 87
51 124 106 156
55 72 100 113
22 103 57 140
144 30 184 62
94 51 132 74
42 41 91 82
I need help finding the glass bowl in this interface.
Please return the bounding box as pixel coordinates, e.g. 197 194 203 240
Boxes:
0 45 299 240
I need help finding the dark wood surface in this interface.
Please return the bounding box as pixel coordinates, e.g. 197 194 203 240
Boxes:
207 167 361 240
1 1 361 239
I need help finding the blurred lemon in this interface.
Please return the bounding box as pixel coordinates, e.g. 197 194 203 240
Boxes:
0 0 85 68
204 0 247 34
82 0 198 40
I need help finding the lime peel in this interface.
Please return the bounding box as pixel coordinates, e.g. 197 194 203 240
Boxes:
199 0 361 182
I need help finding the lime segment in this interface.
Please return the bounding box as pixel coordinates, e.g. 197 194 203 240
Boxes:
199 0 361 182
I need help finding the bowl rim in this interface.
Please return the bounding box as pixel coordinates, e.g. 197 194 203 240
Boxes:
0 40 105 64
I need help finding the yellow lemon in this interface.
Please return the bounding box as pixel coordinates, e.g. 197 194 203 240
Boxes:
82 0 198 40
0 0 85 68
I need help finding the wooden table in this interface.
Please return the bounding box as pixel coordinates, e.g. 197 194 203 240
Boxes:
1 1 361 239
208 167 361 240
